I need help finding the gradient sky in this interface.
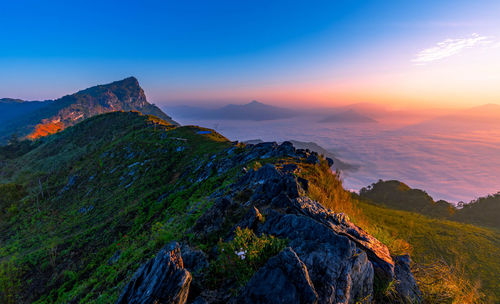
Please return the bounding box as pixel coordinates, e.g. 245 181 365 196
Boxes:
1 0 500 108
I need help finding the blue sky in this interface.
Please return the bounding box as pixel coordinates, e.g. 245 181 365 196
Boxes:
1 0 500 107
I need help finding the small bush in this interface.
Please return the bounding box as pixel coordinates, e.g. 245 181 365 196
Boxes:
0 257 22 304
209 227 286 287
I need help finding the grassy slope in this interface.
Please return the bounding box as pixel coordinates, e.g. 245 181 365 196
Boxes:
359 201 500 303
298 162 500 303
359 180 500 230
0 112 237 303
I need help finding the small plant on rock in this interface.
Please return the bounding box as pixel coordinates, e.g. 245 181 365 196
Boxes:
209 227 286 288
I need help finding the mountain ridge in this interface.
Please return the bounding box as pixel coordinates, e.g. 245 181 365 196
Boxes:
0 111 421 303
164 100 298 121
0 77 177 143
358 179 500 229
0 80 498 303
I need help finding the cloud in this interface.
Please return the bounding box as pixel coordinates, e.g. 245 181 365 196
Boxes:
412 33 495 65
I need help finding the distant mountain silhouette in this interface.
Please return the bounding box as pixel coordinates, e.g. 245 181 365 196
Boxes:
319 109 377 123
359 179 500 229
0 77 177 143
165 100 297 121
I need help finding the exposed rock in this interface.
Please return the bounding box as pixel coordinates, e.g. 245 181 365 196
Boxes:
191 297 208 304
258 211 374 303
116 139 420 304
235 206 264 231
233 164 304 203
59 175 78 194
394 255 422 303
288 196 395 285
191 197 242 240
108 250 121 265
116 245 191 304
277 141 296 156
179 244 209 274
237 247 318 304
281 163 299 173
306 153 320 165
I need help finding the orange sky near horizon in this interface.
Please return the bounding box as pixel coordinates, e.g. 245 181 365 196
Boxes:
156 39 500 110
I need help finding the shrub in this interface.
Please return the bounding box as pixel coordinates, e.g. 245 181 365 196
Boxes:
209 227 286 287
0 257 22 304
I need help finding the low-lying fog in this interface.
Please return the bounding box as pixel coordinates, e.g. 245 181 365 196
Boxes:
172 109 500 204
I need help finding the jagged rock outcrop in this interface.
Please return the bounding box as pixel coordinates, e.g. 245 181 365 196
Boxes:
257 210 374 303
117 140 420 304
116 245 191 304
236 247 318 304
287 196 395 285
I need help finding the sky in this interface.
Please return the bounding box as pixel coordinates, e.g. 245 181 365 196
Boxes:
1 0 500 109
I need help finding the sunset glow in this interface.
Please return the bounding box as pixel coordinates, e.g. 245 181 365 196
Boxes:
1 1 499 110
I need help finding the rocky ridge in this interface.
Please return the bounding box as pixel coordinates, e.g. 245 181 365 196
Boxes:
117 141 421 304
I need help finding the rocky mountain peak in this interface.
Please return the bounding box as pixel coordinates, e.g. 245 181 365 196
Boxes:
0 77 178 143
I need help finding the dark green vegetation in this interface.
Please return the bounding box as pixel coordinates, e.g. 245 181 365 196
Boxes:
360 180 500 229
209 227 287 289
0 111 498 303
0 77 177 143
0 111 235 303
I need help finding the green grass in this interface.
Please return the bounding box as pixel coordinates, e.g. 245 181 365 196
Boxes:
358 200 499 303
298 160 499 303
0 112 241 303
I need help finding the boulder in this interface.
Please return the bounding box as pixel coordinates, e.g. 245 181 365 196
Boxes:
116 245 191 304
258 211 373 304
277 141 296 156
233 164 304 203
394 255 422 303
178 244 209 275
289 196 395 285
237 247 318 304
306 154 320 165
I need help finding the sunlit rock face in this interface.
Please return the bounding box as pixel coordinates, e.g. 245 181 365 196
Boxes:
0 77 178 143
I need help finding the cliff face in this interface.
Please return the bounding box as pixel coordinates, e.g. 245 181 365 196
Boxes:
0 111 420 304
0 77 177 143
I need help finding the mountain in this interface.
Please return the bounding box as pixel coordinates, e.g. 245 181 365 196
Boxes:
319 109 378 123
164 100 298 121
0 99 54 123
0 111 418 303
0 77 177 143
358 180 456 218
358 179 500 229
0 111 497 303
454 192 500 228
